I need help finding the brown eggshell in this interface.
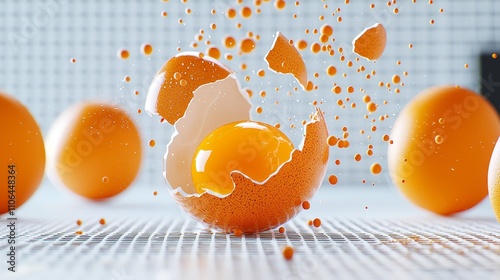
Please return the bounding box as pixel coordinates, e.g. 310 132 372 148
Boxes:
171 109 329 233
352 23 387 61
145 52 232 125
265 32 308 90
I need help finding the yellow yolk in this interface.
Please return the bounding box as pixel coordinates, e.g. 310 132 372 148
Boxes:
191 121 294 196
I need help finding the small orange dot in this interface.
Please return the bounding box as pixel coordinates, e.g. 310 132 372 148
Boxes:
326 66 337 76
226 8 237 19
313 218 322 227
328 175 338 185
99 218 106 225
75 231 83 235
141 43 153 56
278 227 285 233
370 163 382 175
327 135 338 146
275 0 286 10
153 191 158 196
76 220 82 226
149 139 156 147
283 246 294 260
117 49 129 59
302 201 311 210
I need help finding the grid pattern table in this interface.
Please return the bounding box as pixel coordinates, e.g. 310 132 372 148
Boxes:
1 187 500 280
1 215 499 280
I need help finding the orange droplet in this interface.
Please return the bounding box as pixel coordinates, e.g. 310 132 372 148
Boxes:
296 40 308 50
328 175 338 185
149 139 156 147
370 163 382 175
70 58 76 63
153 191 158 196
141 43 153 56
240 38 256 54
257 69 266 77
223 36 236 48
265 32 308 90
75 230 83 235
313 218 321 227
283 246 294 260
240 6 252 18
76 220 82 226
256 107 263 114
352 23 387 60
435 135 444 144
226 8 237 19
327 135 338 146
278 227 285 233
302 200 311 210
367 102 377 113
320 24 334 37
99 218 106 225
206 46 221 59
326 66 337 76
392 75 401 84
117 49 130 59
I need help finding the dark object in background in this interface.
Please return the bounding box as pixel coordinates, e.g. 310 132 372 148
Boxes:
480 53 500 114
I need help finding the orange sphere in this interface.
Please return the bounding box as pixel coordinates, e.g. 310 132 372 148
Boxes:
46 102 142 200
0 93 45 214
488 138 500 222
388 86 500 215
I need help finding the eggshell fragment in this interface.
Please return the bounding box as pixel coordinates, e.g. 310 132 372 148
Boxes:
265 32 308 90
171 109 329 233
352 23 386 61
165 75 252 196
145 52 232 125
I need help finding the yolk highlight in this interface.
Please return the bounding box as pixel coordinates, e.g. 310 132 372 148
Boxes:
191 121 294 196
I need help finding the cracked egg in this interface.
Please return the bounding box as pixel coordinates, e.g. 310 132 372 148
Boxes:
147 52 329 233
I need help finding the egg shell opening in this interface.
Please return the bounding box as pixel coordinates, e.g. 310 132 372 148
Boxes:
170 108 329 233
265 32 308 90
164 75 252 196
145 51 233 125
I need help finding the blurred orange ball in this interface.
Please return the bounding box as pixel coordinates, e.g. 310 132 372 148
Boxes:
0 93 45 214
488 138 500 222
46 102 142 200
388 86 500 215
